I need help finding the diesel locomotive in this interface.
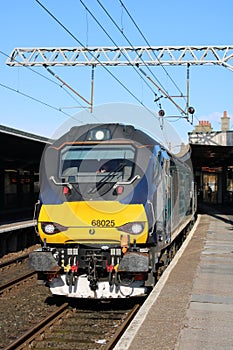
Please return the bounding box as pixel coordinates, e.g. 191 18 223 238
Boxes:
30 116 196 298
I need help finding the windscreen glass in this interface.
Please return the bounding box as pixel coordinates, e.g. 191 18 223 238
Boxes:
60 144 135 183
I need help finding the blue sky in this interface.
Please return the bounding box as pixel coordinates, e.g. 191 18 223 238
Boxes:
1 0 233 144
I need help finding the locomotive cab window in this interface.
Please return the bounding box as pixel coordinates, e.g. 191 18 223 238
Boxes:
60 144 135 183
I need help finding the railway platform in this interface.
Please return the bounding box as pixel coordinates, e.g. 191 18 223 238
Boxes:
0 219 37 257
114 204 233 350
0 219 34 234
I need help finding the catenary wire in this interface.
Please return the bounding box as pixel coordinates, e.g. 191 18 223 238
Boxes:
80 0 180 144
0 8 188 147
1 50 104 125
80 0 173 145
0 50 86 110
0 81 71 117
0 50 86 122
34 0 192 148
95 0 167 94
35 0 172 146
80 0 158 100
118 0 185 100
96 0 168 93
35 0 159 119
95 0 187 118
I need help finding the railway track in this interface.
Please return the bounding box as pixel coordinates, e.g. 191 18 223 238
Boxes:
0 249 142 350
0 252 37 294
4 301 140 350
0 253 29 269
0 270 36 294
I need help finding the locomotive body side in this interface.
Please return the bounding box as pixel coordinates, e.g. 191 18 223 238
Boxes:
30 123 195 298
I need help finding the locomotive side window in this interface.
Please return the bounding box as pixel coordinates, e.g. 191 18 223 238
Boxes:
60 144 135 183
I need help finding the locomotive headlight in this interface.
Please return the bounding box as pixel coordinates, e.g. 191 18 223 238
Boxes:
117 222 145 235
44 224 55 234
131 223 144 234
41 222 68 235
87 128 111 140
95 130 105 140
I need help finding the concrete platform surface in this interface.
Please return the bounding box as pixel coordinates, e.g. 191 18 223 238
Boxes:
114 206 233 350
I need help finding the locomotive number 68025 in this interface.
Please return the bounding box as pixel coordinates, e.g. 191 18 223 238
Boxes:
91 219 116 227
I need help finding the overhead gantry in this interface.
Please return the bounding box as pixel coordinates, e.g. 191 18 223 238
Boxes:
6 46 233 69
6 46 233 118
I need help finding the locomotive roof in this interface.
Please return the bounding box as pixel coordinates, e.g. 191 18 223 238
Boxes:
52 123 159 148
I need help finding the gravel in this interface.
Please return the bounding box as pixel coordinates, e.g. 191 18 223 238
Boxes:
0 245 60 349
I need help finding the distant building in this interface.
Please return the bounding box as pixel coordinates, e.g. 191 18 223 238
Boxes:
221 110 230 131
188 111 233 146
193 120 213 133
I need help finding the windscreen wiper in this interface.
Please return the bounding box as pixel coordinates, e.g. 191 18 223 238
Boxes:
88 162 126 194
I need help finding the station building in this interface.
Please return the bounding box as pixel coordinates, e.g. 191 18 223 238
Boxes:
0 125 48 222
189 111 233 205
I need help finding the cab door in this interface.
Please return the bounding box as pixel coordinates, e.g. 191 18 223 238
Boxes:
155 150 171 244
164 157 171 243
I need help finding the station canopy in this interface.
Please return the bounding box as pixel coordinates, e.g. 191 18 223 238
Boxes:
190 143 233 168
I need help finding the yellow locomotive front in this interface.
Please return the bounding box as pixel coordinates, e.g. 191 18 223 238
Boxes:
30 124 157 298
